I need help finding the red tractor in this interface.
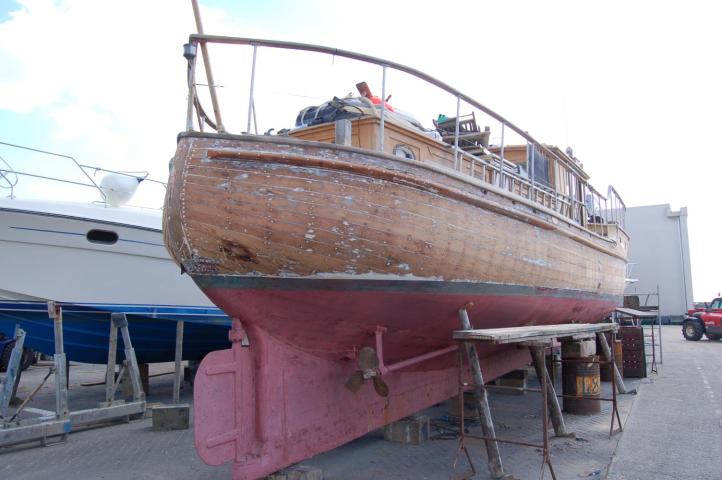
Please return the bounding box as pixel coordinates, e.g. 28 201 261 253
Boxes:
682 297 722 341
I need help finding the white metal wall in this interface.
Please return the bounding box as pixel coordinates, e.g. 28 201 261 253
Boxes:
623 204 693 320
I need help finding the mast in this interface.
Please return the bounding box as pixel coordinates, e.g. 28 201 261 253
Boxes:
190 0 225 133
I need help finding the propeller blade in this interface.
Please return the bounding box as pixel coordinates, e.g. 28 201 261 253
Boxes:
372 375 389 397
358 346 379 370
345 371 365 393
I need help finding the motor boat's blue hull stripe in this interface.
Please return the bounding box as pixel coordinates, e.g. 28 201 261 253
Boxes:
0 301 232 364
0 300 232 321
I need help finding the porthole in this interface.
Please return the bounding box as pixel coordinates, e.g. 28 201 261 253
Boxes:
393 144 415 160
86 229 119 245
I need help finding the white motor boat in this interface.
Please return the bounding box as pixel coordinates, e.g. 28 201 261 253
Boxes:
0 142 230 363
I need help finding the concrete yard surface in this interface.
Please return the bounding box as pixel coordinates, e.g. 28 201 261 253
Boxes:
1 326 717 479
607 325 722 480
304 375 637 479
0 362 230 480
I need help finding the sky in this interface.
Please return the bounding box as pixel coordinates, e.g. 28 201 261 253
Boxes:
0 0 720 301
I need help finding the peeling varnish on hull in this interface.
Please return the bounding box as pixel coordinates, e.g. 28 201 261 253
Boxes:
164 135 627 296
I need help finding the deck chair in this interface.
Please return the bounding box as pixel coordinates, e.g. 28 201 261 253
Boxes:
433 112 490 155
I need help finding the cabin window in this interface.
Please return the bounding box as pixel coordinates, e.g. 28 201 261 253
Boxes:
86 229 119 245
527 144 551 188
393 144 415 160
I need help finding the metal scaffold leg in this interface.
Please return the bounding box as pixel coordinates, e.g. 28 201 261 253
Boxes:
452 347 476 480
531 345 557 480
648 325 658 374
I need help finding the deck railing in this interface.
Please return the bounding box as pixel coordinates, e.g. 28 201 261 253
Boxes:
0 141 166 206
183 34 626 237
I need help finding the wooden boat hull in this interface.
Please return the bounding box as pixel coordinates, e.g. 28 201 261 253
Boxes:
164 132 627 477
165 133 626 299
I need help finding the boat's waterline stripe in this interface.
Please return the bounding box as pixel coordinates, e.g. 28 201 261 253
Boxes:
193 275 621 303
8 226 165 247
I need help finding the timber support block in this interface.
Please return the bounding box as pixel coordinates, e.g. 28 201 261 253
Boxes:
151 404 190 430
265 464 323 480
384 415 430 445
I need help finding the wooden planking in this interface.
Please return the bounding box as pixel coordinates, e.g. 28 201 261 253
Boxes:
454 323 618 344
199 141 627 258
182 153 622 289
197 141 596 246
172 137 620 290
164 131 627 297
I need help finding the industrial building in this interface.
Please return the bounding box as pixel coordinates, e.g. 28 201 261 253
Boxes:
624 204 693 323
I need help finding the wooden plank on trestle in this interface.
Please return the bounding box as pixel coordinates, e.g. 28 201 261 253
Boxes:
615 307 658 318
454 323 617 344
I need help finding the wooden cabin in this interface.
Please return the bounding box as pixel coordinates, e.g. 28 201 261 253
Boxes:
289 111 609 234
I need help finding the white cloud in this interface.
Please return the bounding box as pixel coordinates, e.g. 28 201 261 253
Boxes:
0 0 243 179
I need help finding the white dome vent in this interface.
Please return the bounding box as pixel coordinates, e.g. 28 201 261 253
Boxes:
100 174 143 207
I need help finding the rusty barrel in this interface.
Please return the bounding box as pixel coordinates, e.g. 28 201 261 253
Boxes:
562 340 601 415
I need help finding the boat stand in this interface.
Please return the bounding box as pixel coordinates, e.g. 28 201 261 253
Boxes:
148 320 190 430
452 306 622 480
0 303 145 448
0 328 27 418
172 320 184 404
